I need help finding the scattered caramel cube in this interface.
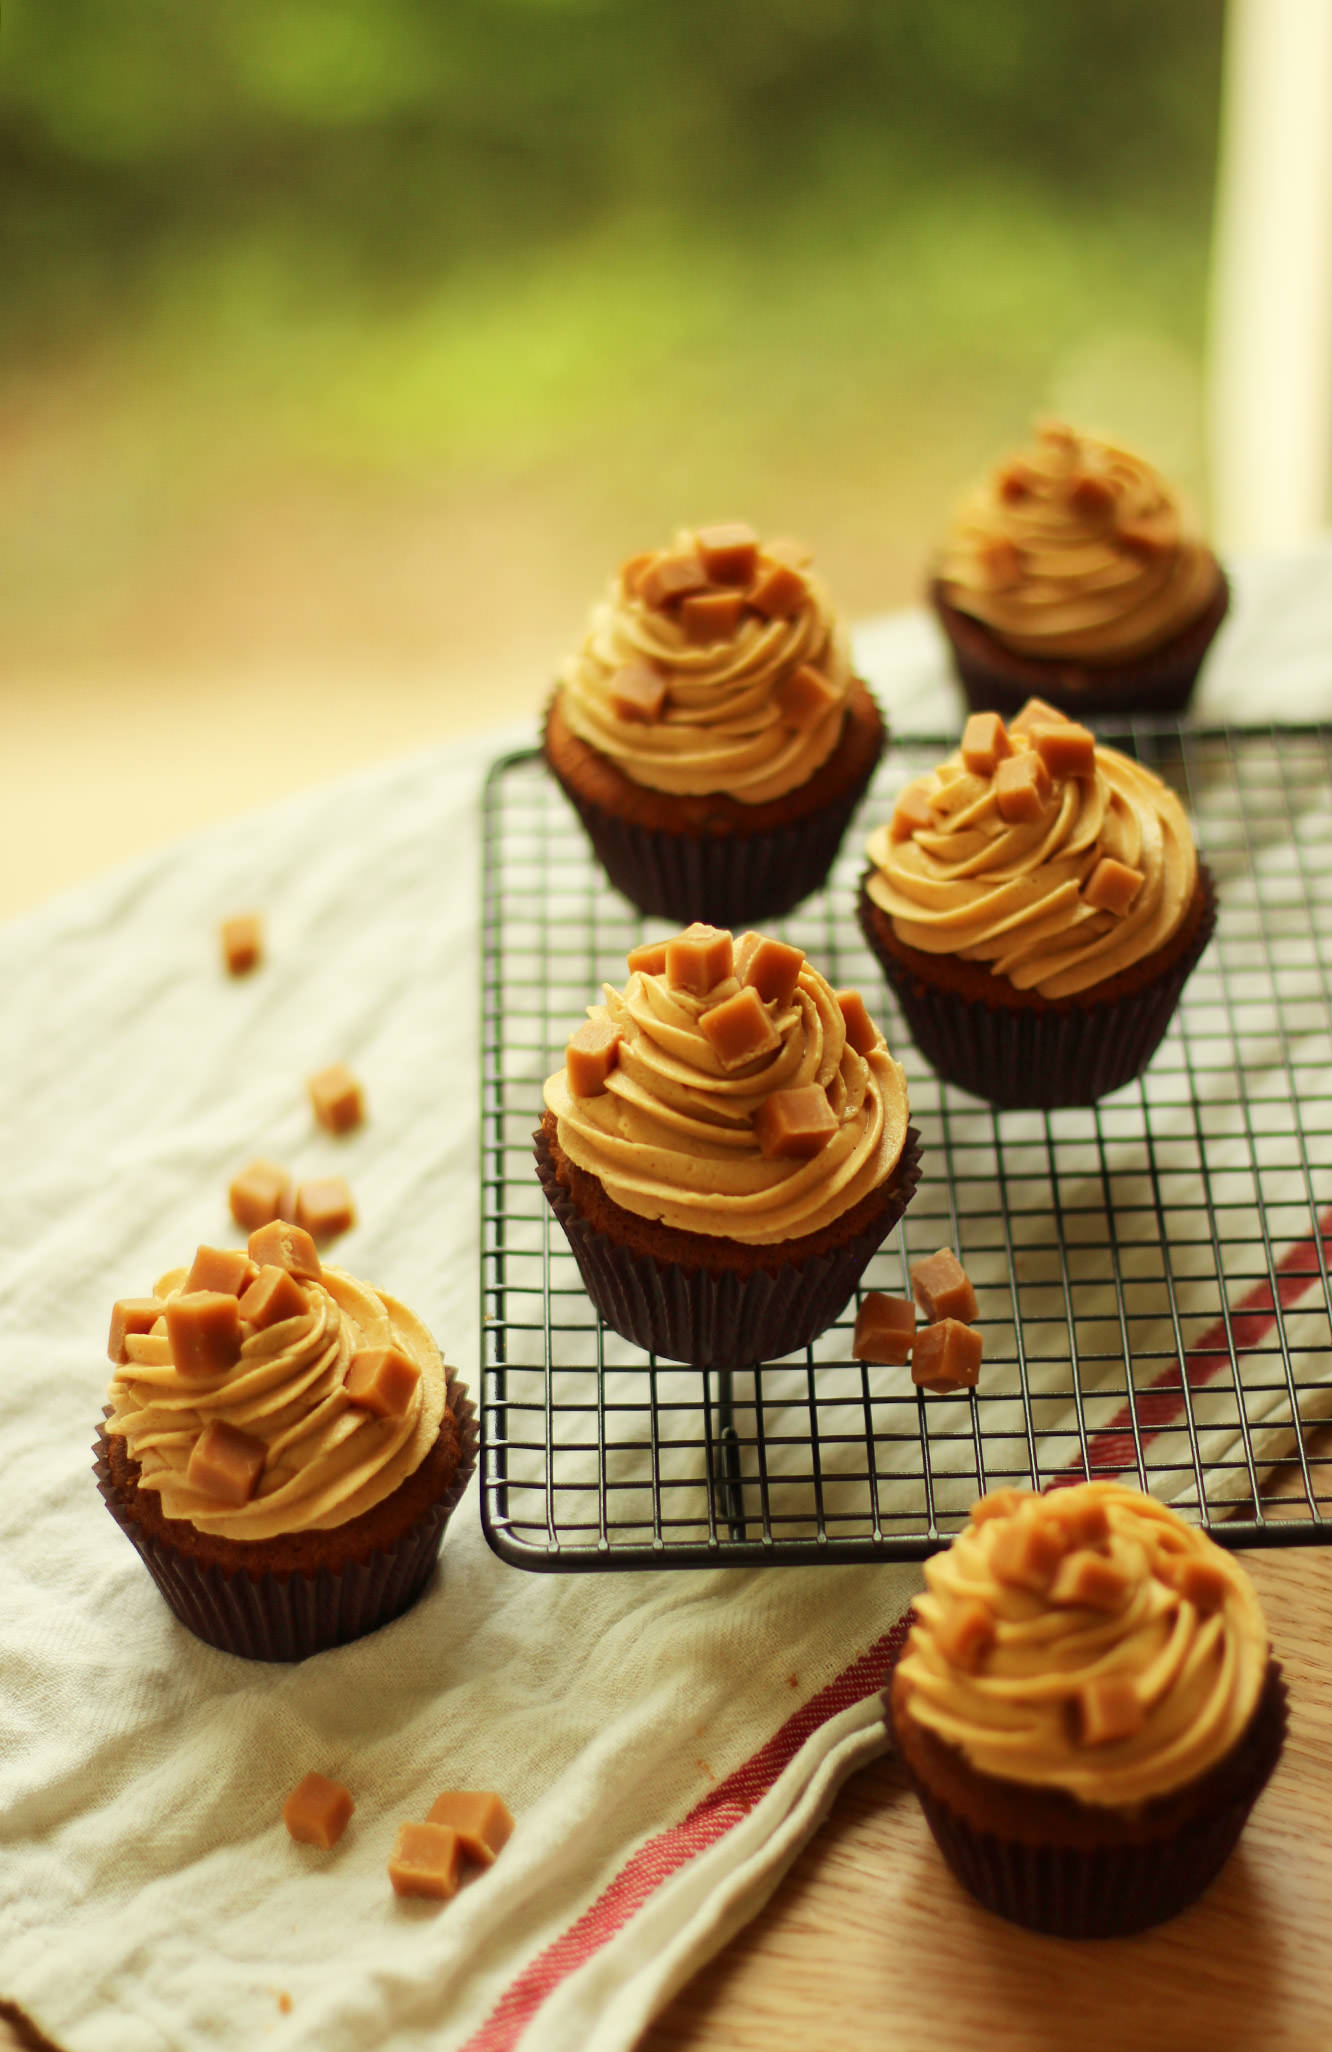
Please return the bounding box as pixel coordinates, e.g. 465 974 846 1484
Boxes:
640 552 708 609
699 985 781 1070
934 1598 997 1673
389 1821 463 1900
1156 1551 1230 1614
1033 721 1095 780
891 781 936 841
996 462 1033 503
851 1290 915 1366
620 550 656 597
664 922 734 996
988 1511 1066 1592
308 1062 365 1136
239 1263 309 1330
680 590 745 645
747 560 807 619
835 989 880 1057
753 1083 838 1160
1068 473 1116 521
735 932 804 1008
283 1772 354 1850
220 913 263 977
228 1160 294 1232
565 1017 621 1096
248 1219 323 1283
1076 1675 1145 1748
961 711 1013 778
295 1176 356 1240
1052 1552 1131 1612
775 663 839 730
108 1298 163 1365
607 661 668 722
1009 697 1069 735
1045 1490 1110 1549
969 1487 1028 1526
911 1319 983 1394
994 749 1052 824
626 940 668 977
165 1291 243 1379
910 1247 978 1324
695 522 760 585
345 1344 421 1420
425 1790 515 1865
185 1245 254 1298
1084 856 1144 917
186 1417 266 1506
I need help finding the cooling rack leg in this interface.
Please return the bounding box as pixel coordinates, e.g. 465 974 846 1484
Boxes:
709 1367 748 1545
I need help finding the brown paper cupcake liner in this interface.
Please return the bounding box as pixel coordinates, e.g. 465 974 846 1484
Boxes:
896 1659 1287 1938
857 865 1217 1110
93 1377 478 1662
535 1123 921 1366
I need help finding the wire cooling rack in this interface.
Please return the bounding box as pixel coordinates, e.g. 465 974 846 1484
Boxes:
479 724 1332 1571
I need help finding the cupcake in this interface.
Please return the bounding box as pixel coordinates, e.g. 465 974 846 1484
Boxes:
536 924 920 1366
889 1481 1286 1937
94 1224 476 1660
931 421 1228 721
543 524 884 924
858 699 1216 1108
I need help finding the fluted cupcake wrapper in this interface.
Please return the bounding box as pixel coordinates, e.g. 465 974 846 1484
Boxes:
897 1660 1287 1939
535 1123 921 1367
858 867 1217 1111
93 1380 478 1662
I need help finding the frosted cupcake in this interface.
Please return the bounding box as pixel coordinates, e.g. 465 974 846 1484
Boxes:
544 525 884 924
859 699 1216 1107
932 422 1228 720
94 1225 475 1660
536 924 919 1365
890 1482 1286 1936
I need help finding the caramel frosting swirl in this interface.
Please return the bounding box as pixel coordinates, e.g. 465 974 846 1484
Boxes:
938 422 1221 662
543 933 910 1245
105 1263 446 1541
896 1482 1269 1809
556 526 855 803
864 708 1199 999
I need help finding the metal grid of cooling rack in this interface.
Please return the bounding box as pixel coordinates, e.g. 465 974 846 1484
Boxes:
479 723 1332 1571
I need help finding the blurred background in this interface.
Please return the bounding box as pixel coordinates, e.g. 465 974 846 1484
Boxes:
2 0 1237 913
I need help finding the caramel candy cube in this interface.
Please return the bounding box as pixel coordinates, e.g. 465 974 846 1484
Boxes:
640 551 708 609
989 1511 1066 1592
389 1821 463 1900
1034 721 1095 780
1084 856 1144 917
345 1344 421 1420
228 1160 294 1232
680 590 746 645
994 749 1052 824
699 985 781 1070
425 1790 515 1865
240 1263 309 1330
891 781 936 841
620 550 656 596
910 1247 978 1324
1156 1551 1229 1614
934 1598 996 1673
753 1083 838 1160
836 989 880 1057
185 1244 254 1298
248 1219 323 1283
607 661 668 722
665 922 734 996
695 522 760 585
1009 697 1069 736
565 1017 621 1096
735 932 804 1007
220 913 263 977
851 1290 916 1366
1045 1490 1110 1549
308 1062 365 1135
1069 472 1116 521
108 1298 162 1365
911 1319 983 1394
996 462 1033 503
283 1772 354 1850
747 560 807 619
969 1487 1028 1526
1076 1675 1145 1748
295 1176 356 1240
165 1291 243 1379
1053 1552 1130 1612
625 940 668 977
775 663 839 730
961 711 1013 778
186 1417 266 1506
